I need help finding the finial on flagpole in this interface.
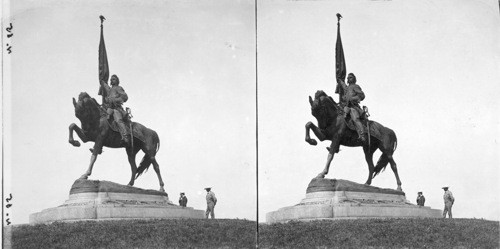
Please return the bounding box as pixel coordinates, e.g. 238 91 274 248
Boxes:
336 13 342 22
99 15 106 25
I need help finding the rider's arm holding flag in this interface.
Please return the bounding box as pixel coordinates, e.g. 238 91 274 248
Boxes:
99 80 110 105
99 80 110 94
337 78 348 103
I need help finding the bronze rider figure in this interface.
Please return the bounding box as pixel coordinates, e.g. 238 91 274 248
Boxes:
337 72 366 142
100 74 129 145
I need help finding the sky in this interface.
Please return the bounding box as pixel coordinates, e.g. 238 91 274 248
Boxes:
2 0 500 225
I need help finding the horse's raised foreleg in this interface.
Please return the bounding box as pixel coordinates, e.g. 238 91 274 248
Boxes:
305 121 327 146
69 123 88 147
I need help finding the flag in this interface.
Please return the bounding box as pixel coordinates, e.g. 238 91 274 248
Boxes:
334 20 346 96
98 19 109 98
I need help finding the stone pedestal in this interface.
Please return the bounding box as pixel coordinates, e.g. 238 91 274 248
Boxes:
266 178 442 223
30 179 205 224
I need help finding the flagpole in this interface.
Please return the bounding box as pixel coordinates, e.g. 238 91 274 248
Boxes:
335 13 346 103
98 15 109 105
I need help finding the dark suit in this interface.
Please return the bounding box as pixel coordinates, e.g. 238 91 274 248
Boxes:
179 195 188 207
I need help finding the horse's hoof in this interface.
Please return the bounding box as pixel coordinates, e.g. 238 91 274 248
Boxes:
159 187 165 192
397 186 403 191
306 139 318 146
69 140 81 147
79 175 89 180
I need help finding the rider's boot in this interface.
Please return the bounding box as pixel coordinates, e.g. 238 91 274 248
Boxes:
117 119 130 145
354 120 366 143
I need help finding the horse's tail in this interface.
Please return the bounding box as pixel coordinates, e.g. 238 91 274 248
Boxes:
391 129 397 153
136 156 151 179
135 129 160 179
154 130 160 153
373 128 397 178
373 154 389 178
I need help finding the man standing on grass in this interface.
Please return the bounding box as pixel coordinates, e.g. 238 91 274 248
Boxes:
179 192 188 207
205 187 217 219
442 186 455 218
416 192 425 206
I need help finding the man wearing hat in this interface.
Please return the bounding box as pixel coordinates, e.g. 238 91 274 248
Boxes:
179 192 188 207
205 187 217 219
442 186 455 218
416 192 425 206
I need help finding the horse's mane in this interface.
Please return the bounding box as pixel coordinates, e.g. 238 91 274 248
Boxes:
78 92 100 108
311 90 340 129
75 92 104 120
314 90 338 109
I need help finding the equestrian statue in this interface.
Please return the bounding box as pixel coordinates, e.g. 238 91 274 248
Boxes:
305 14 402 191
68 16 165 192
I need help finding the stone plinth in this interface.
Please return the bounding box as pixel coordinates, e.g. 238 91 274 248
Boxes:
30 180 205 224
266 178 442 223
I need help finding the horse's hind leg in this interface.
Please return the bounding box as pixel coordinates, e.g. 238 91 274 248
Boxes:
126 146 141 186
151 156 165 192
388 155 402 191
363 143 378 185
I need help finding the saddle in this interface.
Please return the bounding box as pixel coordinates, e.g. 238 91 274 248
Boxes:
99 106 147 143
343 105 386 142
342 104 368 133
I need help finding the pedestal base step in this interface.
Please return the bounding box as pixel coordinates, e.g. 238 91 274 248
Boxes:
30 179 205 224
30 204 205 224
266 203 442 223
266 178 442 223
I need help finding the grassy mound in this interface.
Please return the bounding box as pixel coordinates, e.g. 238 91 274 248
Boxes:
12 219 256 249
260 218 499 248
11 218 498 248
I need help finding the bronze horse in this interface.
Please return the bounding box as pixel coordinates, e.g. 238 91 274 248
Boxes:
68 92 165 192
305 90 402 191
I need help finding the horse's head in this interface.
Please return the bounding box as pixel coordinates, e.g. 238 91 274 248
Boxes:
73 92 101 129
309 90 338 129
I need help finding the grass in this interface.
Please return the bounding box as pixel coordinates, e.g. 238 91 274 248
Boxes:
259 218 499 248
9 218 499 248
